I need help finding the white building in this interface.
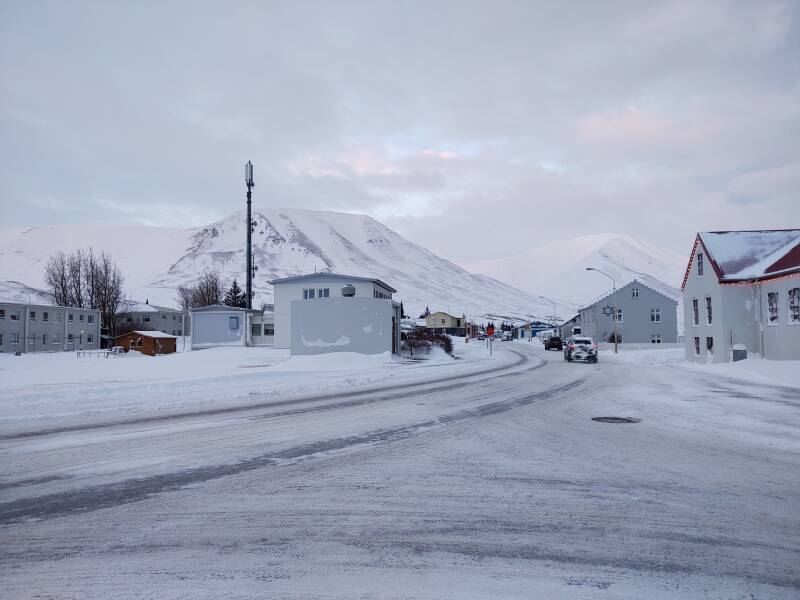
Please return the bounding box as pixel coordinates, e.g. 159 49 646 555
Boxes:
270 273 401 356
681 229 800 362
190 305 274 349
0 301 101 353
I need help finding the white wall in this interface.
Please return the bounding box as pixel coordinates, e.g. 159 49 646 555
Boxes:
759 276 800 360
190 311 246 348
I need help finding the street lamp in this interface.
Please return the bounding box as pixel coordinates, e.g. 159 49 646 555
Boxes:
245 161 255 310
586 267 618 354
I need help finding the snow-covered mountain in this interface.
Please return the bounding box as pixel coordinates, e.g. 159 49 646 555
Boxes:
0 209 575 323
463 233 687 308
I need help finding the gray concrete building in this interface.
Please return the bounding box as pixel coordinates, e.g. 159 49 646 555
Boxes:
682 230 800 363
270 273 401 356
0 302 101 353
118 301 189 336
579 279 678 344
190 305 274 349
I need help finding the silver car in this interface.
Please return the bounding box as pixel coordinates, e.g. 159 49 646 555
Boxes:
564 336 598 363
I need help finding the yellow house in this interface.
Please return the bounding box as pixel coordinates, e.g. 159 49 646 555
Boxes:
425 311 466 335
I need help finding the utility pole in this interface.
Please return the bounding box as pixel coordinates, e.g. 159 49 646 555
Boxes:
245 161 255 310
586 267 618 354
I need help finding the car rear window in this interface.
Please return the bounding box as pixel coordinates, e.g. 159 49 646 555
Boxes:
574 338 593 344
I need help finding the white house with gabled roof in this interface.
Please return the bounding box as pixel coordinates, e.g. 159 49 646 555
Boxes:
681 229 800 363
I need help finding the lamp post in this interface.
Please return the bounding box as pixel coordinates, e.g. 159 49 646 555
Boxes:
245 161 255 310
586 267 617 353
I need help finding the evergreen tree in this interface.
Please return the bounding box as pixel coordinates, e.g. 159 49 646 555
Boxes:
419 305 431 319
400 301 407 319
224 279 246 307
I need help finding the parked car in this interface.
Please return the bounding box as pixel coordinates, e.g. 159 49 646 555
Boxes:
544 336 563 351
501 331 512 341
477 334 486 340
564 336 598 363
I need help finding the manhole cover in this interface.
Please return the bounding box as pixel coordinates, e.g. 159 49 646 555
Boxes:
591 417 640 424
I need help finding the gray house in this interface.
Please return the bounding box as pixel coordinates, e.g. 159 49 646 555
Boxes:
118 301 189 336
0 301 101 353
560 314 582 339
579 279 678 344
681 229 800 363
270 273 401 356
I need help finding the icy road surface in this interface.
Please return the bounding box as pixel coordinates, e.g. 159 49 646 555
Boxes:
1 343 799 599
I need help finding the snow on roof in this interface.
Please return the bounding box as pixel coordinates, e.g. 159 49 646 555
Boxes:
116 330 177 339
190 304 250 313
122 302 181 313
699 230 800 280
269 272 397 293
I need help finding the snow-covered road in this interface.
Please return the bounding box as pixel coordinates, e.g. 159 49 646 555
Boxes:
2 342 799 599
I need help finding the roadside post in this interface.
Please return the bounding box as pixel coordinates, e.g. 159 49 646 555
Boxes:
487 324 495 356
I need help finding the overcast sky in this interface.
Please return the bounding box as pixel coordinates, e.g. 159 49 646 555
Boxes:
1 1 798 264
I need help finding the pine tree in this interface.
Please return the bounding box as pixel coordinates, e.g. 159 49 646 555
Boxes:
224 279 245 307
419 305 431 319
400 301 407 319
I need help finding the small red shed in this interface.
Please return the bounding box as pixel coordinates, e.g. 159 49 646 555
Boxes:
114 330 177 356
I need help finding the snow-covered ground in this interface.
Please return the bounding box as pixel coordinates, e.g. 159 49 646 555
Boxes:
1 342 799 598
0 338 509 433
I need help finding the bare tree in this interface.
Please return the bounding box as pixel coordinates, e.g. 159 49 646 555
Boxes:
44 251 71 306
176 269 224 309
43 248 126 334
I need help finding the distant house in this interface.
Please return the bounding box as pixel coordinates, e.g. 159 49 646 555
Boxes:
190 305 274 349
579 279 678 344
114 330 177 356
118 301 189 336
269 273 401 356
425 311 466 336
559 314 582 339
0 301 101 353
681 230 800 362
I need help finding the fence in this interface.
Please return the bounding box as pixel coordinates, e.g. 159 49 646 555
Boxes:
597 342 683 352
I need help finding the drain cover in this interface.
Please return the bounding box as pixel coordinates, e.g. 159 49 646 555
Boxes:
591 417 640 424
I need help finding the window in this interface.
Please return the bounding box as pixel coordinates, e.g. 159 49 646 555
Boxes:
11 310 20 320
177 330 183 336
229 316 239 329
136 337 143 347
705 297 712 325
79 314 84 322
127 317 133 323
651 334 661 344
304 289 309 300
29 311 36 321
53 334 60 344
303 288 315 300
42 334 46 345
706 336 714 353
694 337 700 355
43 312 48 322
264 327 274 336
0 333 2 345
173 315 177 320
632 288 639 298
441 318 446 324
614 308 623 323
697 252 704 276
0 309 4 319
322 288 329 298
69 313 74 322
790 288 800 323
87 335 94 343
251 324 262 337
56 312 61 322
767 292 778 323
162 314 167 320
68 333 74 343
143 316 150 323
11 333 19 343
650 308 661 323
692 299 699 325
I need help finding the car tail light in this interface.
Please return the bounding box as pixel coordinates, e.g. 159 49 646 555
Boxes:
592 343 597 349
569 343 575 349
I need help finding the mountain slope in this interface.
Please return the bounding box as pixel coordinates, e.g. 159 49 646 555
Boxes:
0 209 574 323
463 233 686 308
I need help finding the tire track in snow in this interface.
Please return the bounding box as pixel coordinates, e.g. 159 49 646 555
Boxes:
0 376 585 524
0 350 537 442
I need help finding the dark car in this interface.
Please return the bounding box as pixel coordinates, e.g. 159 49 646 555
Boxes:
564 336 598 363
544 336 563 351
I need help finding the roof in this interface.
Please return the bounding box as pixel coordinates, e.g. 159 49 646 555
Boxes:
115 330 177 339
190 304 252 313
269 272 397 293
0 301 99 311
121 302 181 313
582 279 677 308
682 229 800 288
